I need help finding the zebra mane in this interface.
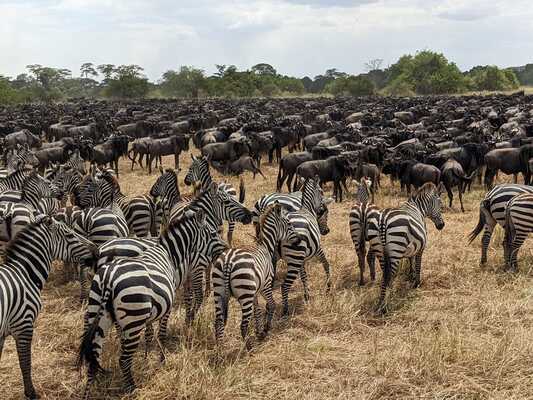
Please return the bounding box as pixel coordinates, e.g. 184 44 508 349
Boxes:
411 182 437 199
258 203 278 239
160 206 202 237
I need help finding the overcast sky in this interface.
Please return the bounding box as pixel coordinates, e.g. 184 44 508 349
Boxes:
1 0 531 81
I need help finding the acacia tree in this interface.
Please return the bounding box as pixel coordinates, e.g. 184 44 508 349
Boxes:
80 63 98 79
160 66 207 98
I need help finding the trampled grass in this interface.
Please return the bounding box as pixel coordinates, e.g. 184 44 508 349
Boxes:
2 152 533 400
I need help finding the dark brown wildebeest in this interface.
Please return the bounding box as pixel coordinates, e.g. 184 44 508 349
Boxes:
276 151 313 192
398 160 441 193
440 159 477 212
295 155 353 202
4 129 41 149
484 148 523 189
201 137 250 163
128 137 152 170
146 135 189 174
116 121 154 139
351 161 381 191
211 156 265 179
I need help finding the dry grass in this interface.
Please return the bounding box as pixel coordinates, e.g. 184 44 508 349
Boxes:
2 152 533 400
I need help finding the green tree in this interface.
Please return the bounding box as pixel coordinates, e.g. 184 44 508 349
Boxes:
80 62 98 79
251 63 277 76
468 65 520 91
97 64 116 82
326 75 375 97
104 64 149 98
160 66 207 98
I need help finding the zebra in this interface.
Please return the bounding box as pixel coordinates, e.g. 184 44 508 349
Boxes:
0 169 30 192
0 171 63 212
348 177 377 286
0 202 35 258
52 166 83 205
0 217 96 400
252 191 302 232
77 209 225 398
468 183 533 265
278 176 333 316
375 182 444 313
213 203 301 349
96 237 158 270
0 145 39 177
54 206 130 299
184 154 245 244
75 170 157 236
502 193 533 272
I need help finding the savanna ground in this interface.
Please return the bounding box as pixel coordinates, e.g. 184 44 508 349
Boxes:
2 150 533 400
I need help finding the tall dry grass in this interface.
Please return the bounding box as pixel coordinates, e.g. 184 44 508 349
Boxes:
2 152 533 400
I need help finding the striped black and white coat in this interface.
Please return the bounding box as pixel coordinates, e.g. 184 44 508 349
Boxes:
502 192 533 272
0 171 62 212
374 183 445 312
184 154 242 244
0 202 35 257
252 191 302 234
348 178 377 286
213 203 301 348
468 183 533 265
78 209 226 399
0 218 96 400
278 177 333 316
0 146 38 178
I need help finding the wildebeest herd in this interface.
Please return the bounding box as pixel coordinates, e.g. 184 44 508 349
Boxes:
1 92 533 399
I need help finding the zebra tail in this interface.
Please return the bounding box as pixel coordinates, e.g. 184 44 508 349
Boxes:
358 205 368 255
239 177 246 203
467 199 489 244
503 202 515 259
77 273 113 374
221 262 232 325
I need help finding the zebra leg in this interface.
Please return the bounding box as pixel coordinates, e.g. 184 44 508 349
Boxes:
413 253 423 288
281 262 301 316
357 242 367 286
299 266 310 302
377 258 399 314
144 323 154 358
157 312 170 363
367 252 377 282
262 284 276 337
183 275 194 324
509 233 527 273
316 248 331 291
204 262 213 298
239 297 254 350
227 222 235 245
187 267 205 324
119 332 142 393
79 265 89 302
15 330 37 399
253 297 264 340
480 224 494 266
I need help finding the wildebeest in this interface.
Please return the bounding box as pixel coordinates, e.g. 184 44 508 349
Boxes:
201 137 250 163
484 148 523 189
440 159 476 212
295 155 353 202
4 129 41 149
398 160 441 193
276 151 313 192
211 156 265 179
146 135 189 174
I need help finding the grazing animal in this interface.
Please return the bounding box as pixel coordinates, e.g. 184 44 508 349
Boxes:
276 151 313 192
440 159 476 212
375 183 444 312
184 154 248 244
279 177 333 315
211 156 266 179
212 203 301 349
0 217 96 400
503 193 533 272
77 210 223 399
468 183 533 265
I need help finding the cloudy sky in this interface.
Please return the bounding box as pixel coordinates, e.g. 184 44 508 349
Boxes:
1 0 531 80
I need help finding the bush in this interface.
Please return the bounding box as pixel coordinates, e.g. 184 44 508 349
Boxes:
326 75 375 97
468 65 520 91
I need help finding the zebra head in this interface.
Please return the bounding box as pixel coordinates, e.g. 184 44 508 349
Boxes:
8 145 39 170
53 167 83 197
261 202 301 246
38 216 97 265
150 168 180 206
184 154 210 186
212 183 253 225
301 176 324 214
353 177 372 203
412 182 445 231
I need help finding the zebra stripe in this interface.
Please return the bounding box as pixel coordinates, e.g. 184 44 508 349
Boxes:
376 183 444 312
468 183 533 265
212 203 300 348
184 154 240 244
0 171 62 212
503 193 533 272
0 218 96 399
278 177 333 316
78 209 225 398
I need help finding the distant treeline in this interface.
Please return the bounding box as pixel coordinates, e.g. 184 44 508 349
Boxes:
0 51 531 104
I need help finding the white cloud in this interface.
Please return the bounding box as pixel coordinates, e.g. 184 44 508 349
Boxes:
0 0 532 80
